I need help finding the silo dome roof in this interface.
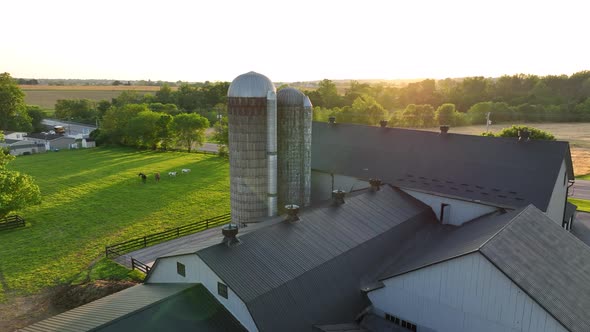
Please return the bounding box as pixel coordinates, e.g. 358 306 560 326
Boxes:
277 87 305 106
303 95 313 108
228 71 276 98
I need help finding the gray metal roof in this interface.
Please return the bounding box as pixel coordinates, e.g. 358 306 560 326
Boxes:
277 87 305 106
378 205 590 332
197 186 437 331
227 71 276 98
304 95 313 108
311 122 574 211
481 206 590 332
20 283 196 332
96 284 246 332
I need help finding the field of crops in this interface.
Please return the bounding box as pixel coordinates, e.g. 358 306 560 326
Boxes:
20 85 162 109
0 147 229 300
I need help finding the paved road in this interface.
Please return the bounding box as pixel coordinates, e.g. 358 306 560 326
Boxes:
571 180 590 200
42 119 97 137
572 212 590 246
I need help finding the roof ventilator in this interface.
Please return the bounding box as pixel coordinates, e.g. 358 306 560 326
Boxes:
440 125 450 134
369 178 382 191
332 189 346 205
379 120 388 128
518 129 530 142
221 224 240 247
285 204 300 222
328 116 336 124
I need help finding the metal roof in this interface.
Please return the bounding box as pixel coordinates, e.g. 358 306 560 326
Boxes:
378 205 590 332
197 186 437 331
277 87 305 107
304 95 313 108
96 284 246 332
227 71 276 98
20 283 196 332
311 122 574 211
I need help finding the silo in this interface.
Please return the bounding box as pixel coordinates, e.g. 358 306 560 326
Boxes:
227 71 277 224
277 88 312 210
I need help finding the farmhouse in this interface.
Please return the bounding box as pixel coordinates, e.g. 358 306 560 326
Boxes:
23 73 587 332
0 138 46 156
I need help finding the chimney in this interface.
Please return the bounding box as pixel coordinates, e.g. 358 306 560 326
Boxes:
440 125 450 134
285 204 300 222
369 178 382 191
518 129 530 142
221 224 240 247
332 189 345 205
328 116 336 124
379 120 388 128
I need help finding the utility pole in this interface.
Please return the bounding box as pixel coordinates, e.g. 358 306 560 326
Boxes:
486 112 491 132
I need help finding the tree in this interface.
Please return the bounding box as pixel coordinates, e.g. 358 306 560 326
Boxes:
486 125 555 140
171 113 209 152
0 132 41 217
55 99 97 124
436 103 458 125
155 84 176 104
27 105 46 132
0 72 27 130
127 111 162 149
213 116 228 146
317 79 343 108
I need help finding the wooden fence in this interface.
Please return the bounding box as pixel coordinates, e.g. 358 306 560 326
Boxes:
131 258 151 275
0 215 25 231
105 213 231 259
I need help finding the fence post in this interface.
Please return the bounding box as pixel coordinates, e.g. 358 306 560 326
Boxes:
176 227 179 238
207 218 209 229
143 236 147 248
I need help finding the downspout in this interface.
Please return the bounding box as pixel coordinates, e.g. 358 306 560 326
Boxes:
267 90 277 217
563 179 575 229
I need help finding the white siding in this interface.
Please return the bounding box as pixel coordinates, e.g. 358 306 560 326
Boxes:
401 189 498 226
368 253 567 332
147 254 259 332
311 171 369 202
546 159 567 225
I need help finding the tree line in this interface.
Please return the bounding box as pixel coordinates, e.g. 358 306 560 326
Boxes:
307 71 590 127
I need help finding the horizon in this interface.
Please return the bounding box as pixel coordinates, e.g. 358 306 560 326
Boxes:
3 0 589 82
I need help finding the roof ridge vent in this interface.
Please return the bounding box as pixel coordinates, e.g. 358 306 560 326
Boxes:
285 204 300 222
379 120 388 128
328 116 336 124
332 189 345 205
440 125 450 134
518 129 530 142
369 178 382 191
221 224 240 247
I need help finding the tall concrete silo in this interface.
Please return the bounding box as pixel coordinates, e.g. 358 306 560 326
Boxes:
227 71 277 224
277 88 312 209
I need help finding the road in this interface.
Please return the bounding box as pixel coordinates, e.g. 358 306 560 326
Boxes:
42 119 97 137
571 180 590 200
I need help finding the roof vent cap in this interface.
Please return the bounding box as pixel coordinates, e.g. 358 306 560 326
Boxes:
285 204 300 222
221 224 240 247
379 120 388 128
369 178 382 191
332 189 346 205
328 116 336 124
440 125 450 134
518 129 530 142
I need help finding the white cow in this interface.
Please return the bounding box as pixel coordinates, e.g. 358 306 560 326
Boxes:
181 168 191 174
168 171 177 177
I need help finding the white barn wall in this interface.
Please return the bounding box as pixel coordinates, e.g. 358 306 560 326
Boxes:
147 254 259 332
311 170 368 202
401 189 498 226
368 253 567 332
546 159 567 225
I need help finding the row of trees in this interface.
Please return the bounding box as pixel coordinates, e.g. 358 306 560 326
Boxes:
306 71 590 127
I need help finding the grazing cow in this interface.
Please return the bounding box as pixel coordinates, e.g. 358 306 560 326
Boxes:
168 171 177 177
138 172 147 184
155 172 160 182
181 168 191 174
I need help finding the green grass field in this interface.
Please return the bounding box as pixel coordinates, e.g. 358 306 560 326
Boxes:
569 198 590 213
0 147 229 301
576 174 590 181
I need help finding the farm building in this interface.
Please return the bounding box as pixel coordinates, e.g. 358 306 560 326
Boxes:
0 139 46 156
23 133 77 150
23 73 587 332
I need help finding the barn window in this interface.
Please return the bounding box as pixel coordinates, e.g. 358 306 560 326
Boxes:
218 282 228 299
176 262 185 277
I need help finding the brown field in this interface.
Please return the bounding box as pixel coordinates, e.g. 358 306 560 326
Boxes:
20 85 165 109
422 122 590 176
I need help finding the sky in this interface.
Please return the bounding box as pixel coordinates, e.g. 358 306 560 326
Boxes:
2 0 589 82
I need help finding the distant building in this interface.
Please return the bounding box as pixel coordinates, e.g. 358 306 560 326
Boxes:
0 139 45 156
24 133 77 151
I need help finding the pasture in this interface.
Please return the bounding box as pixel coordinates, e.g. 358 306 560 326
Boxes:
0 147 229 301
20 85 162 110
